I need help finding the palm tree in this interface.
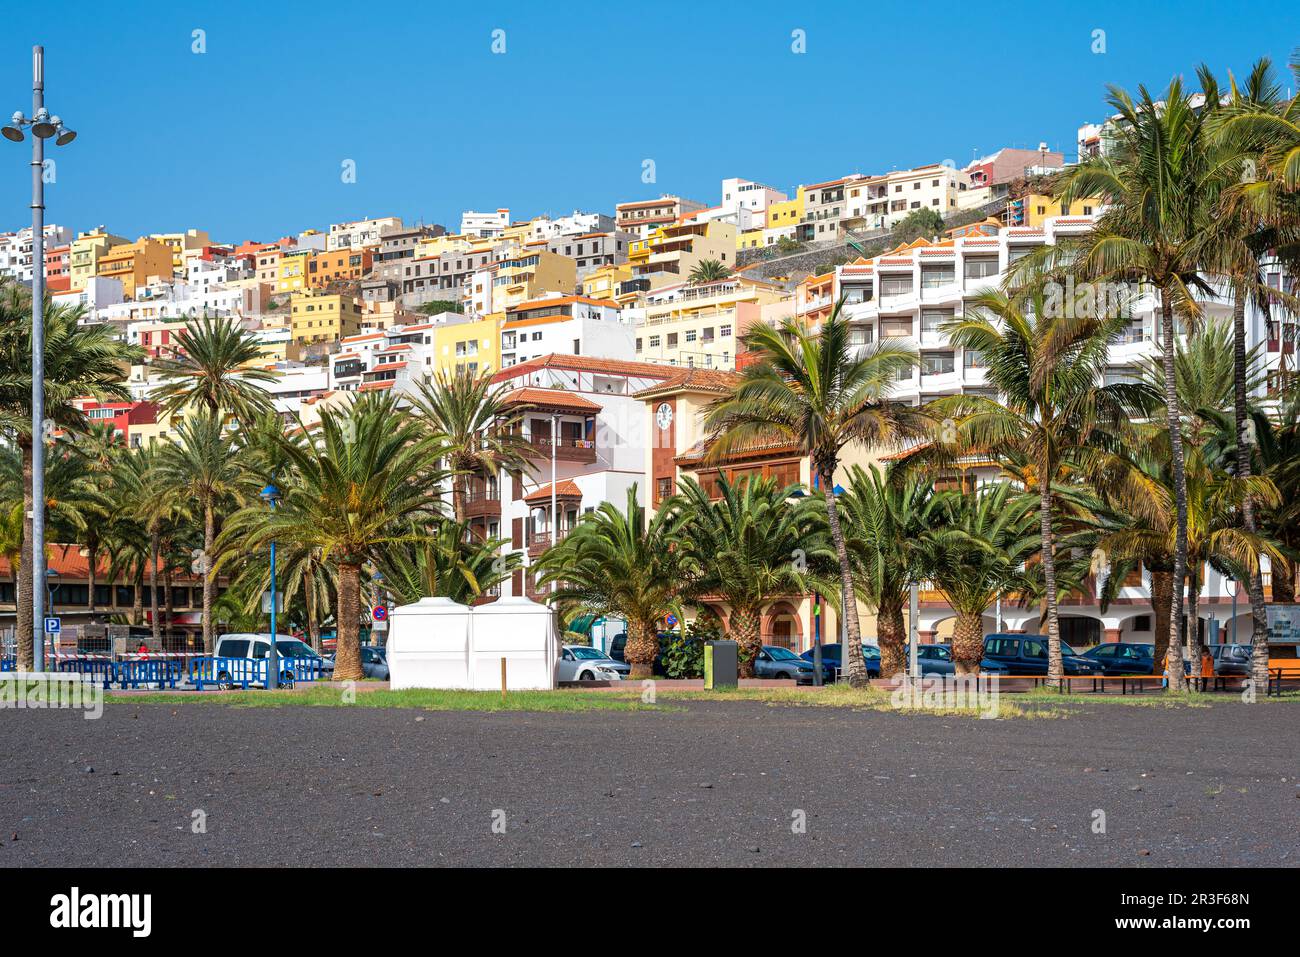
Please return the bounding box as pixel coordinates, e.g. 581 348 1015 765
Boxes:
839 464 941 678
1210 56 1300 690
674 474 834 675
1042 76 1225 691
67 421 124 615
409 369 532 523
688 258 731 284
111 446 178 644
534 486 693 679
375 520 520 606
704 302 925 686
159 412 241 652
220 393 447 681
149 314 278 421
0 287 142 668
927 287 1152 683
917 483 1043 674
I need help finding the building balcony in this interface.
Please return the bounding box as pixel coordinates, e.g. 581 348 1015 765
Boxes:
526 525 571 557
462 487 502 519
525 436 598 464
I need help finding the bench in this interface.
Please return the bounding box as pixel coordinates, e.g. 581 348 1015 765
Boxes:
1267 660 1300 697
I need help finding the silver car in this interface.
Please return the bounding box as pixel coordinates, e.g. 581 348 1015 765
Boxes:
558 644 629 681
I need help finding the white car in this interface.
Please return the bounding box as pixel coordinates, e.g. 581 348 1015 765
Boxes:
557 644 629 682
210 633 334 688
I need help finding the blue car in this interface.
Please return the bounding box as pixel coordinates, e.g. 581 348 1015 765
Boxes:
1080 641 1192 676
909 643 1010 676
799 643 880 682
982 634 1100 675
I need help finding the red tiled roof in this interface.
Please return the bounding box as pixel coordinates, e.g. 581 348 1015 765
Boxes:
524 480 583 503
632 367 739 399
500 387 602 412
491 352 680 384
358 380 395 391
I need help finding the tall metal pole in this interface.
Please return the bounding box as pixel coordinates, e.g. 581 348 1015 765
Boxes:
267 513 278 689
550 413 557 546
30 46 46 672
908 580 919 680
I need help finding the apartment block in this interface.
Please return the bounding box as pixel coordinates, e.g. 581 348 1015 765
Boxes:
615 195 707 240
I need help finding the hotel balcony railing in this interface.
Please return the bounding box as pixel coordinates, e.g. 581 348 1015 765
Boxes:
525 436 597 464
462 487 502 519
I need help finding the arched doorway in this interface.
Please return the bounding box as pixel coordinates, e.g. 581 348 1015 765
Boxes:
763 601 803 651
1059 616 1100 648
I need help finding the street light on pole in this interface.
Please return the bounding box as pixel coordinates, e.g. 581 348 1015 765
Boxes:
4 46 78 672
260 484 281 689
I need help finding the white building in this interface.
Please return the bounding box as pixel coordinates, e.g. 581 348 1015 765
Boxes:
460 208 511 238
720 178 788 229
499 294 633 368
327 217 402 251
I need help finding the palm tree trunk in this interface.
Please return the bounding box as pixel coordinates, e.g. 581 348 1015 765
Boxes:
131 566 143 626
452 475 466 525
202 502 215 654
86 535 98 615
1232 293 1272 691
822 468 866 687
951 611 985 675
163 563 175 645
1039 448 1063 685
16 437 34 670
1159 295 1189 692
1186 564 1202 688
1150 568 1173 677
730 606 761 678
877 594 907 678
1273 564 1296 603
335 561 363 681
305 569 321 654
148 528 161 645
624 618 658 680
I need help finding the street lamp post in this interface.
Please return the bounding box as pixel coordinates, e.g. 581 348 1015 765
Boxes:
260 484 280 689
4 46 77 672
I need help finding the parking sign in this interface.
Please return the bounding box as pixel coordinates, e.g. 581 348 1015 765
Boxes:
44 616 61 635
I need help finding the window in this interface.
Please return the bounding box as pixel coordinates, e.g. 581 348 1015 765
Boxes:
719 324 732 337
964 256 998 279
920 309 951 335
986 638 1019 657
921 266 954 289
922 351 955 375
879 275 913 297
880 318 913 338
1022 640 1047 660
963 349 986 369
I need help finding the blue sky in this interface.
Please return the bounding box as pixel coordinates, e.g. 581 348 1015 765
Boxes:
1 1 1297 242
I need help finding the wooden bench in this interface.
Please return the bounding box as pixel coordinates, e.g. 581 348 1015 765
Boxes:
1267 660 1300 697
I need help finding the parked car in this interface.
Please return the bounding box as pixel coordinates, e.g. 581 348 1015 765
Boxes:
360 645 389 680
908 643 1010 676
1210 643 1253 677
211 633 335 688
799 642 881 681
557 644 629 681
981 634 1100 675
755 645 816 683
1078 642 1194 676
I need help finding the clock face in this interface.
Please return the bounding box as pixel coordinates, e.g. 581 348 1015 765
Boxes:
655 402 673 430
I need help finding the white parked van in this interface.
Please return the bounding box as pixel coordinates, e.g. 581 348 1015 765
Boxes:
210 633 334 689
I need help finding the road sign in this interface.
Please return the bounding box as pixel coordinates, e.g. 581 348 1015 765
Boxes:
44 616 61 635
372 606 388 622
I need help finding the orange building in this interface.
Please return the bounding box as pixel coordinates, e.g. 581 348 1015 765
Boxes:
308 248 373 288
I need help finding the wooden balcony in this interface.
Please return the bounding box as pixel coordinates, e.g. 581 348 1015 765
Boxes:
461 488 501 520
525 436 597 465
526 526 571 558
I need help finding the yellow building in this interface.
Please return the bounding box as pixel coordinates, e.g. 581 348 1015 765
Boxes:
627 219 736 285
69 229 128 291
635 275 785 370
95 238 173 297
289 289 365 345
150 229 211 274
432 314 501 376
1007 193 1101 227
276 249 313 294
581 263 634 301
413 234 473 259
764 187 805 240
467 247 577 314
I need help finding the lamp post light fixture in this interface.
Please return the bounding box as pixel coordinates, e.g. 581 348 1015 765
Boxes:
5 46 78 672
260 484 281 689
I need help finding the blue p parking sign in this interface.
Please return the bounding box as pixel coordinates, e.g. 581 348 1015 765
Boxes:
44 616 61 635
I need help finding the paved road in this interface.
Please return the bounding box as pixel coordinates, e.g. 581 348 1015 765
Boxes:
1 699 1297 866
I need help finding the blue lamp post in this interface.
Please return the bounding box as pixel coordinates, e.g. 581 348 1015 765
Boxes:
260 484 280 689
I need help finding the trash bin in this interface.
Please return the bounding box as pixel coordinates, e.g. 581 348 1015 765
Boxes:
704 640 738 689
